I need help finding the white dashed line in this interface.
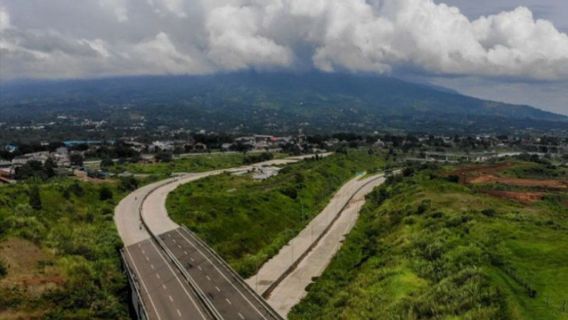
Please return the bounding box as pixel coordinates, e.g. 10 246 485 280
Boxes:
190 257 194 262
184 251 188 255
206 275 211 281
162 284 167 290
215 286 221 292
156 273 161 280
150 264 155 270
225 298 232 305
177 309 182 317
169 295 174 302
197 266 202 271
238 313 245 320
145 256 150 262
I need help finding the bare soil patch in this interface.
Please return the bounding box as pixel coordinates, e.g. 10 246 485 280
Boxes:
485 191 546 204
469 175 567 189
0 238 63 296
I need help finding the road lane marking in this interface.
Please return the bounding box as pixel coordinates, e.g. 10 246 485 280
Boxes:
206 275 211 281
238 313 245 319
150 264 155 270
169 295 174 302
215 286 221 292
176 229 267 319
184 251 188 255
162 284 167 290
177 309 182 317
226 298 232 305
148 240 208 320
125 248 162 320
156 273 161 279
197 266 202 271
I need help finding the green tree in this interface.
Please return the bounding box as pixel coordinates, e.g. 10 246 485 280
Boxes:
70 154 84 167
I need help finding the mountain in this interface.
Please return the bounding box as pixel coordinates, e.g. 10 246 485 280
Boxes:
1 72 566 135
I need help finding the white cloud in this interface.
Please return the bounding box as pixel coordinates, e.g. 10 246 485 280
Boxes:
0 0 567 81
206 4 293 70
0 6 10 31
99 0 129 22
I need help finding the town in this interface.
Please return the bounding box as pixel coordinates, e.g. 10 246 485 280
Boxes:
1 132 567 184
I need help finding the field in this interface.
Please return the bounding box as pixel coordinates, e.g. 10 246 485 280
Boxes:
290 160 568 320
166 149 386 277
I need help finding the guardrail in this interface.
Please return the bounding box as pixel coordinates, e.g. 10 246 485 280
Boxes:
261 173 386 299
181 226 284 320
120 249 150 320
137 176 224 320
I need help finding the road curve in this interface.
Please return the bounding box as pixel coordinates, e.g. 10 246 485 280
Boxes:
115 154 329 319
115 180 214 320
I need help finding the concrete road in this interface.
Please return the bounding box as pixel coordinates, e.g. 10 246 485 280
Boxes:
115 155 329 319
246 174 386 317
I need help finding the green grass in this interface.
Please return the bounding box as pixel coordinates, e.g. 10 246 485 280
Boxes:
110 152 253 177
289 163 568 320
0 178 129 319
166 150 385 277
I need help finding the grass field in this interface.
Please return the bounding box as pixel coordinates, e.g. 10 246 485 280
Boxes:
109 152 288 177
289 161 568 320
166 149 386 277
0 178 130 319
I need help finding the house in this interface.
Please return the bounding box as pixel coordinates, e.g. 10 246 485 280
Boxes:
11 152 50 167
52 147 71 167
149 141 175 153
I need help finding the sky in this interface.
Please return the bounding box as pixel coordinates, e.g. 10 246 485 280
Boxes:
0 0 567 115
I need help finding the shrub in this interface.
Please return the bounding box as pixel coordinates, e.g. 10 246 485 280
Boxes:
99 186 114 201
28 186 42 210
119 176 138 192
0 259 7 278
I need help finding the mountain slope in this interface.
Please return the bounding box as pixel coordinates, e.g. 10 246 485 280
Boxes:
1 72 566 134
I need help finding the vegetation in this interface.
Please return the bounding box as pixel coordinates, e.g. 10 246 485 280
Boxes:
289 162 568 320
2 73 567 143
110 152 252 177
167 150 385 277
0 179 129 319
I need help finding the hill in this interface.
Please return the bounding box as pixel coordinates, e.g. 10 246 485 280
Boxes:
1 72 566 135
289 161 568 320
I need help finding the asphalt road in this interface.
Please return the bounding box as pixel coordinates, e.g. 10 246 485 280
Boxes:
115 155 331 319
160 228 279 320
123 239 213 320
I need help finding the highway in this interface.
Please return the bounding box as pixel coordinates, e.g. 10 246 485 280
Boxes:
123 239 213 320
115 156 328 319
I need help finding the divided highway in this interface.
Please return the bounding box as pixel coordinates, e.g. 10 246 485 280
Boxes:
115 155 327 319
